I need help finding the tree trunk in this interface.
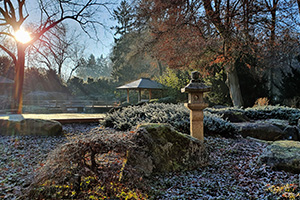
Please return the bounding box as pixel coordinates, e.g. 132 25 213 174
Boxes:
158 61 163 76
12 44 25 114
226 67 244 107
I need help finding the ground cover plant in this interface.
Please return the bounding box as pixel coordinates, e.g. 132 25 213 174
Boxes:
102 103 300 138
102 103 237 138
206 105 300 125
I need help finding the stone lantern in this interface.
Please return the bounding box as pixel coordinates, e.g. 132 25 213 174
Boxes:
181 71 211 141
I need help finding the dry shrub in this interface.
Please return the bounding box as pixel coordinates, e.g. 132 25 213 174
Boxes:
254 97 269 107
24 130 148 199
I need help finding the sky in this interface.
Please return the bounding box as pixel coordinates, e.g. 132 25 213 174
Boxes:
25 0 119 58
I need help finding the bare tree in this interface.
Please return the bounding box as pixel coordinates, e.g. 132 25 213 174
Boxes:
29 24 85 79
0 0 113 113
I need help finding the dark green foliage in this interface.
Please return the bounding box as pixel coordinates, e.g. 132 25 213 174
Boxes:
101 103 238 137
279 67 300 101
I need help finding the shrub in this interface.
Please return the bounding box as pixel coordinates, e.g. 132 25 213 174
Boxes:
25 130 148 199
101 103 238 137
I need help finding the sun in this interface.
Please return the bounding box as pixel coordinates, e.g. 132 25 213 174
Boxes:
14 29 32 44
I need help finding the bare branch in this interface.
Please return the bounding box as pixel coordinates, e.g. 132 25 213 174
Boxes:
0 43 16 63
4 0 16 21
0 31 14 38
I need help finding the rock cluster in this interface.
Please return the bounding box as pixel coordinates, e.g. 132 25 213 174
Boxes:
259 140 300 173
220 110 300 141
220 111 300 173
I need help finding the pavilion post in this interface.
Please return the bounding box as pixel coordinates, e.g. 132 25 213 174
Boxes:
149 89 152 101
127 89 130 103
138 89 141 102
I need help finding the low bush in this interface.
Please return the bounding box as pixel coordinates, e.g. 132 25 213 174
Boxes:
101 103 237 138
207 105 300 125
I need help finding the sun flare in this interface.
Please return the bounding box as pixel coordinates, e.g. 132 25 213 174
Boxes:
14 29 32 44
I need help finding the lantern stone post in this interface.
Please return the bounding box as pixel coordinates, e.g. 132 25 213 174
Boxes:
181 71 211 141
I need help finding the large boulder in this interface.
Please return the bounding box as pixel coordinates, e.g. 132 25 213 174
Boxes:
220 110 250 123
0 118 62 136
235 122 284 141
128 123 209 176
259 140 300 173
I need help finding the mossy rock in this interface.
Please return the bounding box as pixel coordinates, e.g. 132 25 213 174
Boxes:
259 140 300 173
128 123 209 176
0 118 62 136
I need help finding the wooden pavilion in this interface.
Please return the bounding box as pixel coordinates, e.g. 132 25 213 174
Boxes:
117 78 164 103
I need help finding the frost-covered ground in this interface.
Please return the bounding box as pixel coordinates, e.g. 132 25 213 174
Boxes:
0 123 299 199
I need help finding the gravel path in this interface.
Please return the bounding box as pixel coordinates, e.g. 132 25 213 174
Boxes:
1 124 300 199
0 124 98 200
148 137 300 199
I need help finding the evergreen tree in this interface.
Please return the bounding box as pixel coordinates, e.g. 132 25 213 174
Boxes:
76 54 111 80
112 0 135 39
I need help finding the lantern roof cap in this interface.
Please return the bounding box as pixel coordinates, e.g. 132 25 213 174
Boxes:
181 71 211 93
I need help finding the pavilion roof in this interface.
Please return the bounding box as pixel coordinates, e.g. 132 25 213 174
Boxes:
117 78 164 90
0 76 14 84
